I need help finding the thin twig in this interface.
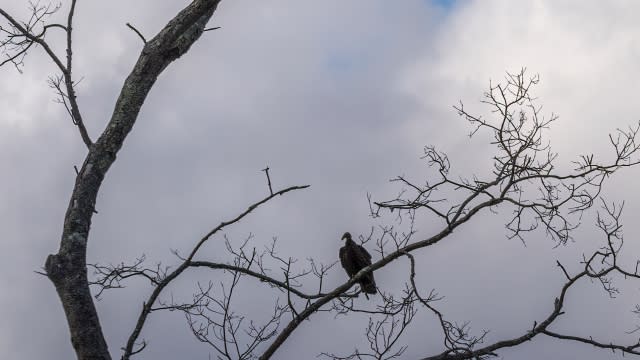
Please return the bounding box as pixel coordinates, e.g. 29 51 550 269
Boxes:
262 167 273 195
126 22 147 44
122 183 309 360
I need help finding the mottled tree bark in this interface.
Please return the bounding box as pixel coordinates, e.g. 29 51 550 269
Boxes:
43 1 222 359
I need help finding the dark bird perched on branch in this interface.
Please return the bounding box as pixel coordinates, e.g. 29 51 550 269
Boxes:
339 232 376 298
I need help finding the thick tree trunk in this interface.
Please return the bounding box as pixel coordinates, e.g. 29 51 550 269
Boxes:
43 1 222 359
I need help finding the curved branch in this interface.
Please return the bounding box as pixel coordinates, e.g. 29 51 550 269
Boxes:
122 184 309 359
261 70 640 359
420 272 577 360
542 330 640 355
0 2 92 148
126 22 147 44
258 195 504 359
420 199 640 359
0 7 67 72
63 0 92 148
42 1 223 359
189 260 329 299
188 185 310 261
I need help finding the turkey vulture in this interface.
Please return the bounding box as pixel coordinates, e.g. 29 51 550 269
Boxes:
339 232 376 298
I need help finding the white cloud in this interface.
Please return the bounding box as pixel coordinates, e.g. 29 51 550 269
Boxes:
1 1 639 359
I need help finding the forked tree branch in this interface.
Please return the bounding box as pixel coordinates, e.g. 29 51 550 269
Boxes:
5 4 640 358
121 184 309 359
13 1 225 359
0 1 92 148
259 70 640 359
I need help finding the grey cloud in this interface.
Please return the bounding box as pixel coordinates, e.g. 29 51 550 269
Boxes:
1 1 638 359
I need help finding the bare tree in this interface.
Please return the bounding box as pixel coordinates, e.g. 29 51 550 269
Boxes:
3 2 640 359
1 1 226 359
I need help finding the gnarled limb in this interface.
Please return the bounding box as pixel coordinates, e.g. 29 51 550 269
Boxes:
21 1 223 359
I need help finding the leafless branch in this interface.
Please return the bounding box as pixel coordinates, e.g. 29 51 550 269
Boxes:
120 182 309 359
88 255 166 299
0 1 92 148
262 166 273 195
420 199 640 359
259 70 640 359
126 22 147 44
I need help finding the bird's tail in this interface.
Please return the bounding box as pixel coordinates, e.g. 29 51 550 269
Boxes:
361 276 377 296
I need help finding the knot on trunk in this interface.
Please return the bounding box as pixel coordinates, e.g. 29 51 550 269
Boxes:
45 254 68 282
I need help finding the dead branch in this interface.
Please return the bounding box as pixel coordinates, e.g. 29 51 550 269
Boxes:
0 0 92 147
121 183 309 360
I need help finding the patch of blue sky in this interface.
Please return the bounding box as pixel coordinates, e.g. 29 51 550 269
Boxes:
429 0 457 11
325 52 360 75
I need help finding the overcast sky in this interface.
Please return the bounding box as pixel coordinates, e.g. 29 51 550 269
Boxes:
2 1 640 359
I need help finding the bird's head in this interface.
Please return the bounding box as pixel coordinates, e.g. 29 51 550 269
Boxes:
341 232 352 241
